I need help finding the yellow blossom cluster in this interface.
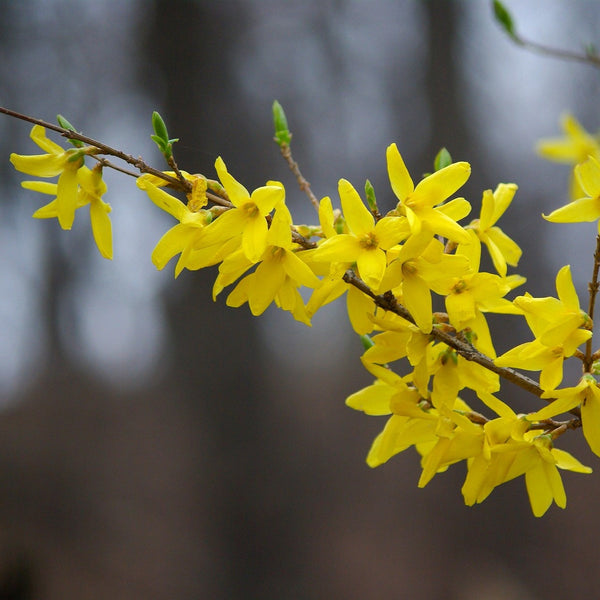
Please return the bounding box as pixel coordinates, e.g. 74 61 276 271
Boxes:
11 125 113 259
10 112 600 517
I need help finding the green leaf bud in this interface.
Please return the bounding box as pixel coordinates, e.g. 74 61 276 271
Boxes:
492 0 516 39
57 114 84 148
434 147 452 171
364 179 378 212
272 100 292 146
152 111 169 143
151 111 178 160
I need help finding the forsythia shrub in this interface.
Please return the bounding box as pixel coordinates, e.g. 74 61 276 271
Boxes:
4 1 600 517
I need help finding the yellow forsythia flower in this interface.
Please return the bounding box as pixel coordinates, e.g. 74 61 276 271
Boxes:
386 143 472 243
23 165 112 259
537 114 600 200
544 155 600 231
11 125 85 230
469 183 522 277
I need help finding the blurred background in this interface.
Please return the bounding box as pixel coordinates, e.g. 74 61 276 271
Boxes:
0 1 599 598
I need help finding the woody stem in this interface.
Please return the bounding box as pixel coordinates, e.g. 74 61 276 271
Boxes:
584 234 600 372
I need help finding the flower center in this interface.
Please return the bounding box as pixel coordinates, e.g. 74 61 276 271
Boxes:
243 203 259 218
402 260 418 276
452 280 468 294
359 231 378 249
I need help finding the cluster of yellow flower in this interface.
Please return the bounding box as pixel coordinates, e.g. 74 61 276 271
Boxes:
11 125 112 259
9 113 600 516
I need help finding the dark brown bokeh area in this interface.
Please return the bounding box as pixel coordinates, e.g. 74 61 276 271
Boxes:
0 1 599 598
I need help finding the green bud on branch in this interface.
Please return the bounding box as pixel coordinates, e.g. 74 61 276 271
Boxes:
492 0 517 40
272 100 292 146
434 147 452 171
57 114 84 148
365 179 378 213
151 111 179 160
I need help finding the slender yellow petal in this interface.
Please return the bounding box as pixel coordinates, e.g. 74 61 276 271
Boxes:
539 356 564 391
529 394 581 422
30 125 65 154
486 226 522 267
552 448 592 473
249 260 286 315
151 224 195 270
575 155 600 198
10 152 65 177
346 381 395 415
281 251 320 288
402 274 432 333
374 216 410 249
226 275 251 308
419 208 471 243
266 203 292 248
250 184 285 216
137 178 188 221
347 285 375 334
386 143 414 201
89 199 113 259
32 199 59 219
411 162 471 208
437 197 471 223
581 391 600 457
56 165 79 230
214 156 249 206
21 180 58 195
357 248 386 289
319 196 336 238
338 178 373 235
544 197 600 223
242 215 269 262
556 265 579 311
491 183 518 223
311 234 362 263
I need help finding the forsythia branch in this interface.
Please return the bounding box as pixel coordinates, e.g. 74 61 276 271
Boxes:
341 269 546 399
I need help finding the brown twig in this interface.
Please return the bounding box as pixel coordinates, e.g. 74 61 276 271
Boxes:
0 106 192 193
342 269 545 398
167 155 188 188
279 142 320 212
512 34 600 69
584 235 600 372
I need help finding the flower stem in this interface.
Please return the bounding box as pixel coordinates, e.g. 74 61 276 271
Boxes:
342 269 545 398
278 142 320 212
585 234 600 372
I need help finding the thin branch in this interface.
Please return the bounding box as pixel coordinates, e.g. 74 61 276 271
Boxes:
342 269 545 398
278 142 320 212
2 106 319 245
584 234 600 372
93 156 232 208
166 155 188 188
0 106 191 193
512 35 600 69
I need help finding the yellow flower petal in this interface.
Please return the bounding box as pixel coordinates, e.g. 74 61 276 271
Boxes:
575 155 600 198
89 198 113 259
411 162 471 208
242 214 269 262
347 285 375 335
544 197 600 223
581 388 600 457
357 248 386 289
386 143 414 202
402 274 432 333
338 178 373 235
137 178 188 221
214 157 249 206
